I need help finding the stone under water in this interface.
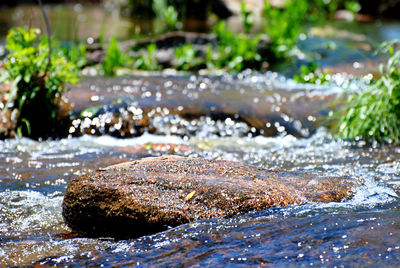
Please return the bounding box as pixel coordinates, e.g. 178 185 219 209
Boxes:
62 155 355 238
66 76 336 139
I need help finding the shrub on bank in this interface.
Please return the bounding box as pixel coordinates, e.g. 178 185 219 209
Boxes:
0 27 78 139
337 40 400 144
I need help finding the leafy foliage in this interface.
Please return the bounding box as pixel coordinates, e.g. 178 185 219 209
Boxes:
116 0 363 73
133 43 161 71
337 40 400 143
306 0 360 21
344 0 361 14
261 0 361 60
262 0 308 60
1 27 78 138
293 62 331 85
102 37 125 76
56 41 87 69
240 1 254 34
174 44 200 71
153 0 179 31
208 21 261 72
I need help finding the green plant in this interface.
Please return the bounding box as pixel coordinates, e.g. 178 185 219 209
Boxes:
174 44 200 71
0 27 78 138
307 0 339 21
153 0 179 31
133 43 161 71
102 37 125 76
240 1 254 34
208 21 261 72
293 62 331 85
337 40 400 143
261 0 360 61
344 0 361 14
307 0 360 21
56 41 87 69
262 0 308 60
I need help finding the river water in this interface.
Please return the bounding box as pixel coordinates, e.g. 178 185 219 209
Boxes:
1 72 399 266
1 3 400 265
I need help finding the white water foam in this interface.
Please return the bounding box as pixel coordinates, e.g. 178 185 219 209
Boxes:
0 190 65 234
79 133 185 147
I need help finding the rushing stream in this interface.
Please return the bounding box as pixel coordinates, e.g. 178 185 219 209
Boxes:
1 72 400 266
1 2 400 266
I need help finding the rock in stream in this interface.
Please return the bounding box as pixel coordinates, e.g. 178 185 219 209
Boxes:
62 155 354 238
65 75 337 139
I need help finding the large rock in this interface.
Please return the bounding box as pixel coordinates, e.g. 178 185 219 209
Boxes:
62 155 354 238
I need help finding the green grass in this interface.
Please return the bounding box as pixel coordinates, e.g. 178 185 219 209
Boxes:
207 21 261 72
337 40 400 144
262 0 308 60
133 43 161 71
102 37 125 76
174 44 201 71
153 0 179 32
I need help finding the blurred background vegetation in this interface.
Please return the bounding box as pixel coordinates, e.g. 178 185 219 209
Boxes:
1 0 399 41
0 0 399 141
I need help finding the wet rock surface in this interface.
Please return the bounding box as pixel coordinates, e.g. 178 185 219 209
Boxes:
62 155 354 238
0 109 16 139
0 83 16 138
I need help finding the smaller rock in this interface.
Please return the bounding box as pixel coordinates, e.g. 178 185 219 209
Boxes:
0 83 16 139
62 155 354 238
0 109 16 139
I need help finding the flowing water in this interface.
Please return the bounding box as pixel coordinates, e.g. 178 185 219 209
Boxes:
1 72 400 267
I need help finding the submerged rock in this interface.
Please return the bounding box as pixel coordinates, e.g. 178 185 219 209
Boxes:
62 155 354 238
66 76 336 139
